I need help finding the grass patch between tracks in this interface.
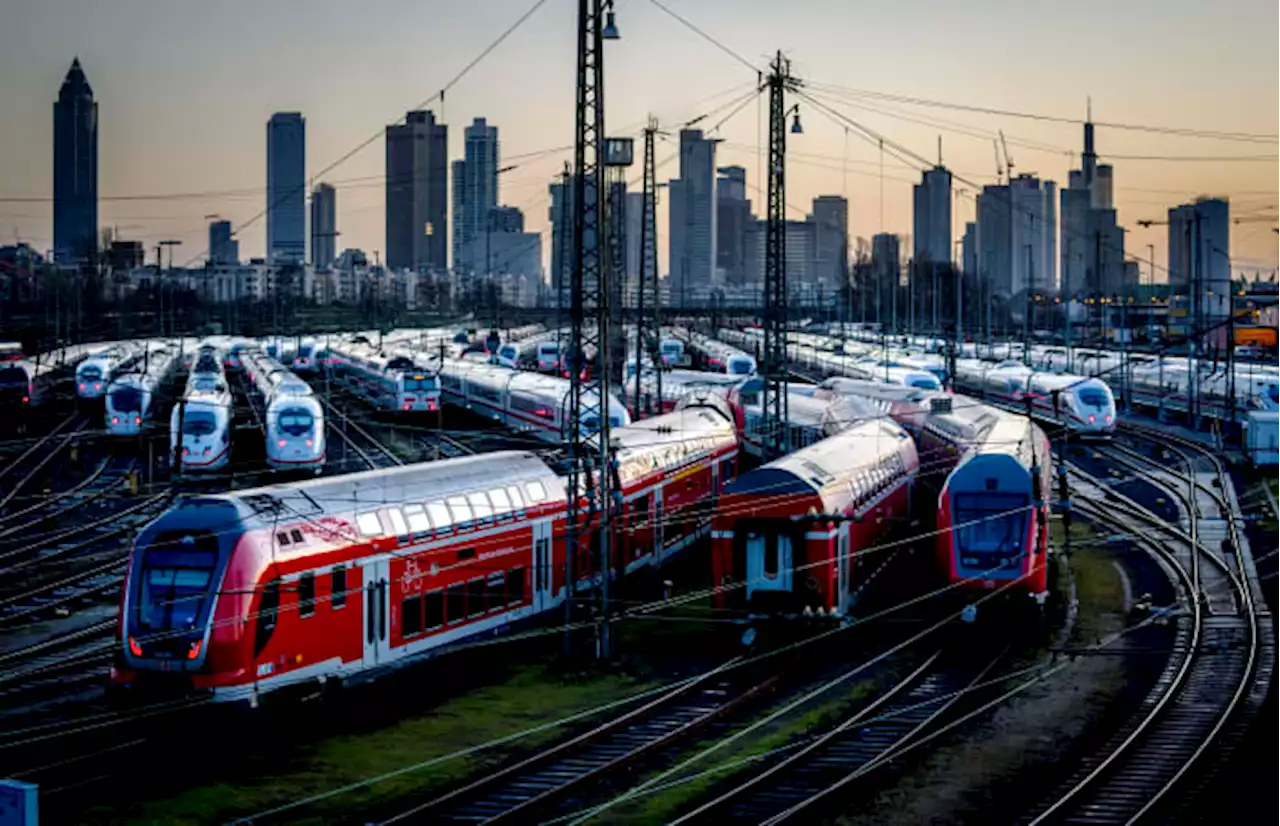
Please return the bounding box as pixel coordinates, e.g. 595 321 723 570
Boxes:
80 664 656 825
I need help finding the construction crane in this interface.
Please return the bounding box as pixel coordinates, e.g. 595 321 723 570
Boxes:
992 139 1003 185
999 130 1014 181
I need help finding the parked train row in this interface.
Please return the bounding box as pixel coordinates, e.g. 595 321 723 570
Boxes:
241 348 326 473
173 343 236 472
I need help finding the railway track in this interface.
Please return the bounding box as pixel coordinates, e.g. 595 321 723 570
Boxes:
0 413 89 515
381 658 769 824
1027 428 1270 824
319 396 404 471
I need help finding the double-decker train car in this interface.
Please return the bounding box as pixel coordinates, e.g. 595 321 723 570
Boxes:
111 400 738 704
621 368 742 417
917 395 1054 614
812 377 934 435
105 343 184 436
711 418 919 618
725 378 830 458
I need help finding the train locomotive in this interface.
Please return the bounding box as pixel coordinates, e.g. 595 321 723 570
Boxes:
173 344 234 473
712 417 919 618
105 342 183 436
242 349 326 472
112 399 738 704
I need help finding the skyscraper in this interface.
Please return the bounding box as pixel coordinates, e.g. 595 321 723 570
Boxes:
961 222 977 278
715 167 751 288
548 172 578 304
209 219 238 265
1061 114 1127 299
976 184 1013 298
1169 198 1231 319
625 191 644 282
872 232 901 323
452 118 500 274
386 110 448 272
810 195 849 291
1009 174 1057 296
668 129 717 304
266 113 306 265
911 166 952 265
53 58 98 265
310 183 337 269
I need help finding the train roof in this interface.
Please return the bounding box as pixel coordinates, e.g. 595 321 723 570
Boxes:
194 450 564 533
612 403 736 487
924 394 1038 458
726 418 913 502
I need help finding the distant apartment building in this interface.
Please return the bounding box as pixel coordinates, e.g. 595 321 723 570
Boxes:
209 219 238 266
911 166 951 265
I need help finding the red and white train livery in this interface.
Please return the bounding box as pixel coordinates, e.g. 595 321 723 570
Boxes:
712 418 919 618
112 402 738 703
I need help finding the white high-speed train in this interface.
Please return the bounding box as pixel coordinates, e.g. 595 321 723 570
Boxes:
173 342 234 473
242 348 326 472
952 359 1116 438
105 342 184 436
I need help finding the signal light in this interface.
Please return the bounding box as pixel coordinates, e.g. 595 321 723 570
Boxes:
21 396 29 404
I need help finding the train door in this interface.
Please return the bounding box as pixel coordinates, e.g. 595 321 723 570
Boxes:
837 523 852 616
532 520 554 611
745 529 793 597
362 558 391 668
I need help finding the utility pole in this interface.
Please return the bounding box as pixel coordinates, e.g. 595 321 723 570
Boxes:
566 0 619 661
760 51 801 463
635 119 660 417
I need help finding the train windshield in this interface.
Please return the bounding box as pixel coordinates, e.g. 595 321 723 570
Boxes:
728 358 753 376
110 386 144 412
953 492 1028 567
278 408 314 436
1077 387 1109 407
182 411 217 436
405 375 437 392
79 365 102 382
910 376 941 390
136 542 218 632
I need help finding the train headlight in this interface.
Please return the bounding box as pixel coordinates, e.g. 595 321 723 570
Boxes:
1088 414 1096 423
183 447 190 456
112 416 119 424
278 439 286 448
203 447 211 456
187 640 202 660
305 439 313 447
134 417 141 425
1105 414 1112 423
128 636 143 656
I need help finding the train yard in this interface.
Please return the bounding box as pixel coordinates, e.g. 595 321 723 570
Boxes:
0 325 1273 825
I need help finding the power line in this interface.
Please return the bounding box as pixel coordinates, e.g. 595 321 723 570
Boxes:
644 0 759 73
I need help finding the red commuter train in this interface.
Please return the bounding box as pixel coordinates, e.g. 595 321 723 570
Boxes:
915 395 1055 612
112 402 738 704
711 418 919 618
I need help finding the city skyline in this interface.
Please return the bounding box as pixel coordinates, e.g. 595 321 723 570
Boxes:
2 0 1276 281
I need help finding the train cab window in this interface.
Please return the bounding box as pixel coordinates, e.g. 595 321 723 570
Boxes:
290 529 304 545
447 496 473 527
506 485 525 514
387 508 410 542
357 512 383 537
485 574 505 610
525 481 547 503
468 492 493 523
445 583 466 624
298 573 316 618
331 566 347 609
506 567 526 605
276 532 291 547
404 504 431 535
633 494 650 524
489 488 512 518
424 590 444 631
402 595 424 637
427 501 452 532
254 579 281 658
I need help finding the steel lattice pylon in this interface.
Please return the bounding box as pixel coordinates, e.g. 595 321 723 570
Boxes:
761 52 800 462
634 119 661 417
566 0 616 659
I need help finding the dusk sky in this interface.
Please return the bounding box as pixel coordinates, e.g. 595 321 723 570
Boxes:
2 0 1276 280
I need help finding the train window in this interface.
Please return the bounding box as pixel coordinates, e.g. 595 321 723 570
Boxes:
525 481 547 503
447 496 473 526
276 532 291 547
466 578 486 617
506 485 525 512
485 574 505 611
387 508 410 540
253 579 280 658
489 488 512 517
402 595 424 637
404 504 430 535
445 584 466 624
426 501 451 531
331 566 347 609
456 547 476 563
357 511 383 537
298 573 316 618
468 492 493 522
758 532 779 580
424 590 444 630
633 494 650 524
506 567 525 605
290 529 304 544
